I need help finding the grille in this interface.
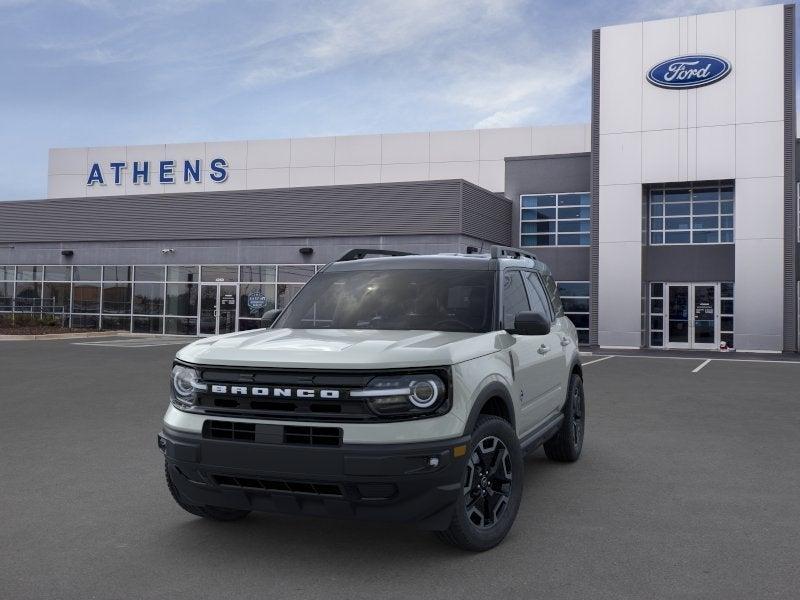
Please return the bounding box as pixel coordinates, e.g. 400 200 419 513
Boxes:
212 474 343 497
205 420 255 441
284 426 342 447
192 366 450 422
195 368 374 421
203 420 342 447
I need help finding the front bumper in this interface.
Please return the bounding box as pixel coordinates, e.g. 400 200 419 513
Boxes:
159 424 470 530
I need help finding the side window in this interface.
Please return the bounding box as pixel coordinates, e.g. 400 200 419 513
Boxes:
541 272 564 317
522 271 551 320
501 271 530 330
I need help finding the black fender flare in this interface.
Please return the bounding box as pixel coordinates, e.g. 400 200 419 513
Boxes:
463 381 516 434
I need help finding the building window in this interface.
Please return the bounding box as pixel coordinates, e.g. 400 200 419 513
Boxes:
649 185 733 245
520 193 590 247
649 282 665 347
720 282 734 348
557 281 590 344
1 263 322 335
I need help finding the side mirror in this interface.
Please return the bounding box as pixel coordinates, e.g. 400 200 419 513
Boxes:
261 308 282 328
509 311 550 336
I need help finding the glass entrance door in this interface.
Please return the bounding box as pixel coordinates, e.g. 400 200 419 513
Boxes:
667 285 690 348
199 284 237 335
665 283 718 349
692 285 717 349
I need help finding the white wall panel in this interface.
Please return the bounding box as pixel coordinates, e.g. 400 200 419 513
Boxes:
599 21 643 135
335 134 381 166
532 124 589 155
734 176 783 241
735 4 783 124
695 10 737 127
380 132 429 164
735 121 784 179
47 174 86 198
642 17 681 132
247 168 290 189
379 162 428 183
641 129 681 183
734 237 784 351
203 168 246 192
598 184 642 243
289 166 334 187
478 160 505 192
205 141 246 170
334 164 381 185
479 127 532 160
598 240 642 348
695 125 735 180
599 132 641 185
246 139 290 169
290 137 335 168
48 148 87 175
430 130 479 163
428 161 480 184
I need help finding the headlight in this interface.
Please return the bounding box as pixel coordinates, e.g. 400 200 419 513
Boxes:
351 373 448 417
170 364 206 409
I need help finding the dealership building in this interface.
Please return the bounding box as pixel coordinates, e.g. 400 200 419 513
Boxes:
0 3 798 353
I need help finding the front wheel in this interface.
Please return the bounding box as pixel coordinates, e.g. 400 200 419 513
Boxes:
436 416 524 552
543 372 585 462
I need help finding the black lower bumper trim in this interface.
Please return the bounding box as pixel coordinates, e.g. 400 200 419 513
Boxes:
159 425 469 530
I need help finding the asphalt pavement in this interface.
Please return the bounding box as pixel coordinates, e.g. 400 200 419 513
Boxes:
1 339 799 599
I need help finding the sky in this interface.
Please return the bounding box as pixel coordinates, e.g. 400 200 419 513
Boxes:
0 0 783 200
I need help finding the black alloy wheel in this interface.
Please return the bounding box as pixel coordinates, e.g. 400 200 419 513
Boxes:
463 435 513 529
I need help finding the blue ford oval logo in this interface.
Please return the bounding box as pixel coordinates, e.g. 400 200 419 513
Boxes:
647 55 731 89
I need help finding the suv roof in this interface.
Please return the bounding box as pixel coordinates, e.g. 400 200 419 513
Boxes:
324 246 547 273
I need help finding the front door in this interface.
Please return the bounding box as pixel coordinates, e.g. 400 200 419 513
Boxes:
199 284 238 336
666 283 718 349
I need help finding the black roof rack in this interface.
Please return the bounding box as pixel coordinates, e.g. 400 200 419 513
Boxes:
489 245 537 261
337 248 416 262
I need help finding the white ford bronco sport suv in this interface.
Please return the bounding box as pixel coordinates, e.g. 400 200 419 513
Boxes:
159 246 585 551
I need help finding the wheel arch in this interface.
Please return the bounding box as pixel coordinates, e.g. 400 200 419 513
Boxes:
463 382 516 434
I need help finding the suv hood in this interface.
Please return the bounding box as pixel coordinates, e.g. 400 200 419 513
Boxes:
176 328 502 369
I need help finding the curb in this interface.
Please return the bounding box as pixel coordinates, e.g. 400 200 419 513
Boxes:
0 331 133 341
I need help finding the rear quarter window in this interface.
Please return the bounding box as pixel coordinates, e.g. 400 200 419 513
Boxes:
541 272 565 317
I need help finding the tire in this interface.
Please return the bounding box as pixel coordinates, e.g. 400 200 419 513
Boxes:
543 373 585 462
436 415 524 552
164 462 251 522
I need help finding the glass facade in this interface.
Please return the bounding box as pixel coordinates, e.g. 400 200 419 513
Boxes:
520 193 590 247
649 185 734 245
649 281 734 348
557 281 590 345
0 264 322 335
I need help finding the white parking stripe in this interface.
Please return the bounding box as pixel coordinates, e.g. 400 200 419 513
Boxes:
590 354 800 365
692 359 711 373
582 355 614 366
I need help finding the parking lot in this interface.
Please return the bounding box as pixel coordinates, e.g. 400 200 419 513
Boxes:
1 339 799 600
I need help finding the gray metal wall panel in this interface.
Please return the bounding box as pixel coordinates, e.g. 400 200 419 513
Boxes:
590 28 601 347
0 180 504 244
460 181 512 245
503 153 591 281
644 245 735 282
784 4 798 351
532 248 590 281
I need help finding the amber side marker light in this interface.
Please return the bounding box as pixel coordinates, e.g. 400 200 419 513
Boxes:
453 445 467 458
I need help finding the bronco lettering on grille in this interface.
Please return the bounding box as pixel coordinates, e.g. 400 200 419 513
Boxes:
209 385 341 399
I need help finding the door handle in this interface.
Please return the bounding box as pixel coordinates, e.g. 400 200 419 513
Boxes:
537 344 550 355
560 337 570 347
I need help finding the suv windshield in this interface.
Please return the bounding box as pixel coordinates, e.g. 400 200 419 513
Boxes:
274 269 495 333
